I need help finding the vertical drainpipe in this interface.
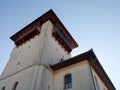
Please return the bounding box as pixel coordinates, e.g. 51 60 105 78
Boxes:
88 62 96 90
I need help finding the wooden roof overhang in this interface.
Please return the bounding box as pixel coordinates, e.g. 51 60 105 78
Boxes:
10 9 78 49
50 49 116 90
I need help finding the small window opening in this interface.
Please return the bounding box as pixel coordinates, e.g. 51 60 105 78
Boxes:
64 74 72 89
2 86 5 90
17 62 20 65
12 81 18 90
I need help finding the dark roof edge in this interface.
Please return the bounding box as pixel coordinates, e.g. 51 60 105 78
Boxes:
50 49 94 71
89 49 116 90
10 9 78 49
50 49 116 90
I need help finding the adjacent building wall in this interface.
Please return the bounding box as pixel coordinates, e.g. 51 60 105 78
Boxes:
53 60 95 90
92 67 108 90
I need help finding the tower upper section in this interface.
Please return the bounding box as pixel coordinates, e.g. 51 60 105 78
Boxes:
10 9 78 52
0 10 78 79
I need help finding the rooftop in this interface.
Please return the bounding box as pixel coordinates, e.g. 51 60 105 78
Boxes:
10 9 78 50
51 49 116 90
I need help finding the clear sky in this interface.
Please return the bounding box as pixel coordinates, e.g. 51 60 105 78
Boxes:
0 0 120 89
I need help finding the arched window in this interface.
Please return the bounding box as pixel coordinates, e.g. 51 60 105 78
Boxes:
64 74 72 89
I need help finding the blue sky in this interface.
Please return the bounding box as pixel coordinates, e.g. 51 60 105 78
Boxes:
0 0 120 89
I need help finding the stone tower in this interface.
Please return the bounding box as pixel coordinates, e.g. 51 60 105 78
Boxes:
0 10 116 90
0 10 78 90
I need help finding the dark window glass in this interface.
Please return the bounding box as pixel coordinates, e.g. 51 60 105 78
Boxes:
65 74 72 89
56 27 72 49
12 81 18 90
2 87 5 90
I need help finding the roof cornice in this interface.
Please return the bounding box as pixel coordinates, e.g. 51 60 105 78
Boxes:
50 49 116 90
10 9 78 49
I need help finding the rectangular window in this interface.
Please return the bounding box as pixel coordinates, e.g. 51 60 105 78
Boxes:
65 74 72 89
56 27 72 49
52 27 72 52
12 81 18 90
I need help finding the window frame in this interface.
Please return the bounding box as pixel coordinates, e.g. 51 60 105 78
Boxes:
12 81 18 90
64 74 72 89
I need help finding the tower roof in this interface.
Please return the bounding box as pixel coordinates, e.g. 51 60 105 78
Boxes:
10 9 78 49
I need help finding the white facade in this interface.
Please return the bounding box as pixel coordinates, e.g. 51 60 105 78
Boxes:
0 20 71 90
0 10 115 90
53 60 94 90
92 68 108 90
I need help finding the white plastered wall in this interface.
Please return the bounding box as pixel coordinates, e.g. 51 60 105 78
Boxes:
0 65 40 90
34 65 54 90
0 20 71 90
53 60 94 90
0 20 70 79
39 20 71 66
92 67 108 90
